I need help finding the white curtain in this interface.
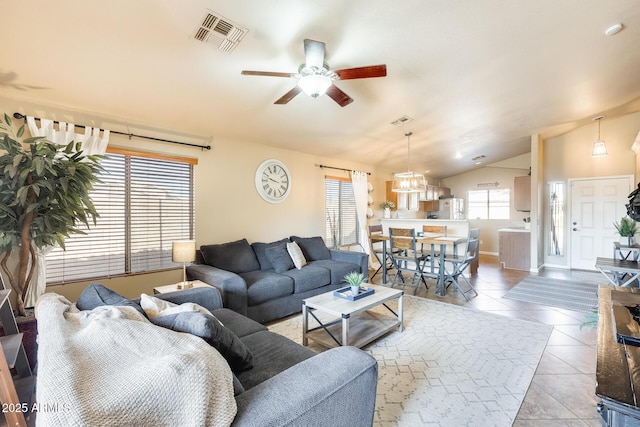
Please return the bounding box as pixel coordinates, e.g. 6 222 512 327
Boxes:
350 171 372 269
23 117 110 306
26 116 110 155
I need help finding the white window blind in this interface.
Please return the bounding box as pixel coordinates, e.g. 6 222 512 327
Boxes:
467 188 510 220
325 177 359 247
46 151 194 284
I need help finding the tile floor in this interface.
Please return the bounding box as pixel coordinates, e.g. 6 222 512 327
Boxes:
369 253 602 426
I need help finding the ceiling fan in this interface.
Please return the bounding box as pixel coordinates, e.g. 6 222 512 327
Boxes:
241 39 387 107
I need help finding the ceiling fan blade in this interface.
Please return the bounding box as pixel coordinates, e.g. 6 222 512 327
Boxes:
334 65 387 80
274 86 302 104
326 84 353 107
241 70 297 78
304 39 325 70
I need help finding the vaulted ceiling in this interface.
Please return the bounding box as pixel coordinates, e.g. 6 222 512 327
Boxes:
2 1 640 178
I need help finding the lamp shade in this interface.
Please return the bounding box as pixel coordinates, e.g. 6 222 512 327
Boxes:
172 240 195 263
391 171 427 193
592 140 607 158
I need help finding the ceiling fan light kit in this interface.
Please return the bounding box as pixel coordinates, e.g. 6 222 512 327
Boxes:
591 115 608 158
241 39 386 107
392 132 427 193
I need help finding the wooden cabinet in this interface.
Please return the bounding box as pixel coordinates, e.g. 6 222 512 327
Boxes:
386 181 419 210
499 230 530 270
419 185 446 201
438 186 451 199
422 200 440 212
514 176 531 212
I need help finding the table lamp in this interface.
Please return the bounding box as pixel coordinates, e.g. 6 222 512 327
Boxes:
172 240 195 289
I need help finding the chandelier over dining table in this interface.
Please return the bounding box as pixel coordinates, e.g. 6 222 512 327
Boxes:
391 131 427 193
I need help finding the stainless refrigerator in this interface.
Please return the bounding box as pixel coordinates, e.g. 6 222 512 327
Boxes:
438 198 465 220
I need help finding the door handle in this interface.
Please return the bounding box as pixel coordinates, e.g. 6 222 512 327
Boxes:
573 228 579 231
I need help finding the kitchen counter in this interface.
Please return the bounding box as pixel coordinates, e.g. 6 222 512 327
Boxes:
498 228 531 233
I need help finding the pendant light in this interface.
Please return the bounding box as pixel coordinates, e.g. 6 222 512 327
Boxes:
391 132 427 193
591 115 607 158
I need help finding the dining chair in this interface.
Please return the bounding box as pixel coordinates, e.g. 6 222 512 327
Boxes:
388 228 432 295
421 225 447 254
441 228 480 300
368 224 402 282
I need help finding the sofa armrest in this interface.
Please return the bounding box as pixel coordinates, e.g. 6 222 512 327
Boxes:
330 249 369 278
232 346 377 427
152 286 224 311
186 264 249 316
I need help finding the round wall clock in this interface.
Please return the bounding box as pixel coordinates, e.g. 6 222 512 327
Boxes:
255 159 291 203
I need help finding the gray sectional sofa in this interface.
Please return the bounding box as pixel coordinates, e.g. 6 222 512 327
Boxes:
187 236 368 323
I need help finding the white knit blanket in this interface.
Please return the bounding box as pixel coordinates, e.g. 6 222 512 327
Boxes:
35 293 237 427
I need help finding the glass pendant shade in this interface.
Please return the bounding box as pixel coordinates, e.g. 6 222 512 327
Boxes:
591 140 607 157
391 171 427 193
591 116 607 158
297 74 332 98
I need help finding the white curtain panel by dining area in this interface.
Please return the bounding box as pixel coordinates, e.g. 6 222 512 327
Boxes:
350 170 372 270
23 116 110 307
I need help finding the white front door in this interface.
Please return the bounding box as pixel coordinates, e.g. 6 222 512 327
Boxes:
570 176 633 270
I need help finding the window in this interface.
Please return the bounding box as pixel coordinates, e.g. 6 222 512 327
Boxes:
549 182 565 256
47 148 195 284
325 176 359 248
467 188 510 220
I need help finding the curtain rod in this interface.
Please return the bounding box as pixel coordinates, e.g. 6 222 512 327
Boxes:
13 112 211 151
315 164 371 175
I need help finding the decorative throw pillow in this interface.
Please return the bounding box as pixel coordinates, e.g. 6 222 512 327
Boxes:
286 241 307 270
264 245 294 273
251 238 290 270
139 294 218 323
200 239 260 273
290 236 331 261
76 283 145 316
150 311 253 373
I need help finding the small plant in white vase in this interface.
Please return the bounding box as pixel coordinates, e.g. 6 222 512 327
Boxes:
380 201 395 219
344 271 365 296
614 216 637 246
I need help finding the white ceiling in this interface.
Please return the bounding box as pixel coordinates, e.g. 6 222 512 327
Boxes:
2 0 640 178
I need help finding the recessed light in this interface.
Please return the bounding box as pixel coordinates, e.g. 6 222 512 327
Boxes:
604 23 623 36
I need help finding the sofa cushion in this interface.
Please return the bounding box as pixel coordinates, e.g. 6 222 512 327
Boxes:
76 283 145 316
282 265 331 293
236 331 315 390
150 310 254 373
200 239 260 274
251 238 290 270
307 259 362 284
286 241 307 269
240 271 294 306
264 245 294 273
212 308 268 339
291 236 331 261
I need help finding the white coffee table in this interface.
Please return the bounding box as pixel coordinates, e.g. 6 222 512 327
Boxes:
153 280 211 294
302 284 403 349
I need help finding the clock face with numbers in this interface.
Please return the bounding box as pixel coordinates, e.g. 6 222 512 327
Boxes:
255 159 291 203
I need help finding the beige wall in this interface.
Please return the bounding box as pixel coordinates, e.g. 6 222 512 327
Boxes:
442 156 531 254
0 95 392 302
542 111 640 267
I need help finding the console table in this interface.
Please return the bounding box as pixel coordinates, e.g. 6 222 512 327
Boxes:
596 286 640 425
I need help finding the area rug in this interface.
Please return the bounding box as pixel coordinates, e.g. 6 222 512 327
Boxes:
502 276 599 313
268 295 552 427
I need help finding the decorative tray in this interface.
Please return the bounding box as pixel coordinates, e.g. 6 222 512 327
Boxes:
333 286 375 301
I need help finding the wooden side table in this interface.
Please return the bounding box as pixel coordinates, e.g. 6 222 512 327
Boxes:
153 280 210 295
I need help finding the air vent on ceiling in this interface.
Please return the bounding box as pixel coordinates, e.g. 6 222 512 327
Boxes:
194 10 247 53
391 115 413 126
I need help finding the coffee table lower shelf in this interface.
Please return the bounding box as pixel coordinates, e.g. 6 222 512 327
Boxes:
305 311 400 349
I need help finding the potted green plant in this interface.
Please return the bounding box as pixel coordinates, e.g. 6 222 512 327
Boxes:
344 271 365 296
380 201 395 219
614 216 637 246
0 114 102 315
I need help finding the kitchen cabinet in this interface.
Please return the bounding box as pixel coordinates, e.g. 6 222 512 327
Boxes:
419 185 443 201
498 229 530 270
514 176 531 212
422 200 440 212
438 186 451 199
386 181 418 210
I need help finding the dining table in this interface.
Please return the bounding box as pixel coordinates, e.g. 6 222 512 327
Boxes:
369 233 468 297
